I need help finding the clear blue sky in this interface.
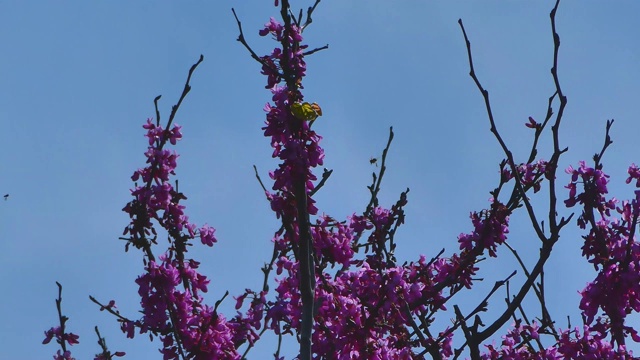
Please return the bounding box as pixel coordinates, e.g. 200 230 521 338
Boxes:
1 1 639 359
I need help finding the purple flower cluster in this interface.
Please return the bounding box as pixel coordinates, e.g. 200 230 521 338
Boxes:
264 209 465 358
122 118 216 250
565 161 640 350
116 118 262 359
43 326 80 360
481 321 635 359
458 201 510 258
565 161 615 226
502 160 550 193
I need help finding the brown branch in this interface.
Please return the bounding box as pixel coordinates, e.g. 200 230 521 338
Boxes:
301 0 322 31
165 55 203 132
302 44 329 56
458 18 546 243
457 0 572 348
309 168 333 196
365 127 395 215
231 8 282 77
504 241 558 338
545 0 570 238
252 165 269 195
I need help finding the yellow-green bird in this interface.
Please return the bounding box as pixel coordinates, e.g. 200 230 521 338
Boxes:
291 102 322 121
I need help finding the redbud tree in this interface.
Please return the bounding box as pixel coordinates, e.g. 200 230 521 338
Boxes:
43 1 640 359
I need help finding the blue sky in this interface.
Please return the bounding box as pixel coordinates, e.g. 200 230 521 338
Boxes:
1 1 640 359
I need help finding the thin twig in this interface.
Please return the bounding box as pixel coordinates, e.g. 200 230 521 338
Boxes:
309 168 333 196
54 282 68 354
231 9 282 77
458 18 545 243
365 127 395 214
253 165 269 195
301 0 322 31
303 44 329 56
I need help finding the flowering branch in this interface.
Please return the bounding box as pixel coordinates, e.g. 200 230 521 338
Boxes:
42 1 640 359
93 327 125 360
43 282 81 360
454 0 576 356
